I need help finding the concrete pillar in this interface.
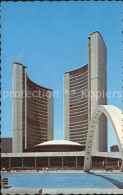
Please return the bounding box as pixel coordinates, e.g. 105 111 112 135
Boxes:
9 158 11 167
22 157 24 167
102 160 105 167
121 160 123 172
118 160 120 167
48 157 50 167
90 158 92 168
35 157 37 167
62 157 64 167
105 158 107 166
76 157 78 167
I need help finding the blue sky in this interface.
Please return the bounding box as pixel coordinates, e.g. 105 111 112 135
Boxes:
1 1 122 150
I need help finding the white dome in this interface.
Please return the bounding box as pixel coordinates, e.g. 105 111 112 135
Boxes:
34 140 82 147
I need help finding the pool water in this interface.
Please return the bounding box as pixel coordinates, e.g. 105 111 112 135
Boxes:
2 174 123 189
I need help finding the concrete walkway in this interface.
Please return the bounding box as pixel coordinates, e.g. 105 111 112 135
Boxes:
1 169 122 175
1 188 42 195
43 188 123 194
1 188 123 195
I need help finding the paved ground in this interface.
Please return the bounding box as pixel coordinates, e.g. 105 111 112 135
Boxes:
1 169 123 174
1 187 42 195
1 187 123 195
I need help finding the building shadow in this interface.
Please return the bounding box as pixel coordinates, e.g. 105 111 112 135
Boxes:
89 172 123 189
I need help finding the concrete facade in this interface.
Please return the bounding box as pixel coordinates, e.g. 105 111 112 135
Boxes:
64 65 88 146
64 73 70 140
12 62 54 153
13 63 23 153
1 151 121 159
47 91 54 141
88 31 107 152
1 151 121 171
64 31 107 152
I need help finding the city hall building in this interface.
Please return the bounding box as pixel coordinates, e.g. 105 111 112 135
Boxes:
2 31 121 171
64 31 107 152
12 62 54 153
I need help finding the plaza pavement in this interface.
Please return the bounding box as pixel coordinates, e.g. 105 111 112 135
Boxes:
1 187 123 195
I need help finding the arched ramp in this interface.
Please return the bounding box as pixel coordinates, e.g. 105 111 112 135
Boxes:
83 105 123 172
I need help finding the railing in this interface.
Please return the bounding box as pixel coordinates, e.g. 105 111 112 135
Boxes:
0 177 10 189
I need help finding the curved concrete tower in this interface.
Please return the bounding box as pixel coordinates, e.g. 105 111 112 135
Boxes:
88 31 107 152
64 64 88 148
12 62 54 153
64 31 107 152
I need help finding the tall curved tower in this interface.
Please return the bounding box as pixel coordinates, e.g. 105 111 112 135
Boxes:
64 31 107 152
12 62 54 153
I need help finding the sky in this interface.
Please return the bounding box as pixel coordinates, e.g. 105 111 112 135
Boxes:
1 1 123 151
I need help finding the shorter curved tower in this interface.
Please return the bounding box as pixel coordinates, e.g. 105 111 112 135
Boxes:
64 64 88 148
12 62 54 153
